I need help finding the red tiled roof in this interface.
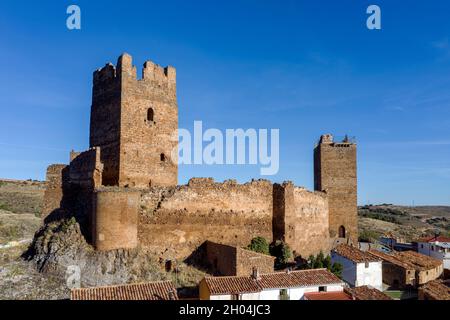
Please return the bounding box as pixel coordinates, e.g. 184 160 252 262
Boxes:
418 235 450 243
345 286 392 300
203 276 261 295
420 280 450 300
70 281 178 300
203 269 344 295
369 250 442 271
257 269 343 290
333 244 381 263
303 291 352 300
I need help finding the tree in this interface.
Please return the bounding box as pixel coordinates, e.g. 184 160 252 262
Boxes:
247 237 270 255
270 240 292 268
323 255 332 270
330 262 343 279
313 251 325 268
307 255 316 269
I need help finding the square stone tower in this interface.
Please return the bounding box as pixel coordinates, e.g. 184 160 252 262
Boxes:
90 53 178 188
314 134 358 244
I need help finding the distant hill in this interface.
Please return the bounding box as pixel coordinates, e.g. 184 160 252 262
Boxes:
358 204 450 243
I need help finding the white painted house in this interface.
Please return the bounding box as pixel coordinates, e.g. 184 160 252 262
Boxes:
331 244 383 291
199 268 345 300
417 236 450 270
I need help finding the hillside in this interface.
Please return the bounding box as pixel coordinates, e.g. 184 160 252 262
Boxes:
358 204 450 242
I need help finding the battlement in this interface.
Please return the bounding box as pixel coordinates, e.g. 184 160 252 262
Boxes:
317 134 356 146
93 53 176 86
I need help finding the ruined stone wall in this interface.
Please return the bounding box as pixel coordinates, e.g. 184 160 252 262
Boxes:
138 178 274 259
291 187 329 257
236 246 275 276
314 135 358 243
273 182 329 258
92 188 140 251
69 148 103 189
42 164 69 219
119 54 178 188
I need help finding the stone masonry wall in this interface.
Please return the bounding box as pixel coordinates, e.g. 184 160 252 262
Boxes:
138 178 274 259
314 135 358 244
119 54 178 188
204 241 274 276
273 182 329 258
90 63 121 186
291 187 329 257
92 188 140 251
42 164 69 219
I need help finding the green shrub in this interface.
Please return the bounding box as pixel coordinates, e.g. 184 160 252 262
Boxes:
247 236 270 255
331 262 343 279
358 229 381 243
270 240 292 268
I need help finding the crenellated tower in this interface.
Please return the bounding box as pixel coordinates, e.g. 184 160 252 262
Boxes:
90 53 178 188
314 134 358 245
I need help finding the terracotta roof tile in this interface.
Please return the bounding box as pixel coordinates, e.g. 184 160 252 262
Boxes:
204 276 261 295
257 269 343 290
418 235 450 243
303 291 352 300
369 250 442 271
203 269 344 295
333 244 381 263
70 281 178 300
345 286 392 300
420 280 450 300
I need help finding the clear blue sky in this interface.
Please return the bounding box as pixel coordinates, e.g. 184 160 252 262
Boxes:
1 1 449 205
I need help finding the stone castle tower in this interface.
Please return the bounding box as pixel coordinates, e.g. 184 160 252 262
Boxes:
314 134 358 244
90 53 178 188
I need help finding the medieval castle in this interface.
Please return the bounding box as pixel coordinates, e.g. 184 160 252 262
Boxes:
42 53 358 260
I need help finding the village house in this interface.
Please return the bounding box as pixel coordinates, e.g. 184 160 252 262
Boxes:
70 281 178 300
199 268 345 300
369 249 443 289
331 244 383 291
416 235 450 270
418 279 450 300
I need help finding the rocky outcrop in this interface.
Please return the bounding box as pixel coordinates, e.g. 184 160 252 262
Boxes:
24 218 168 287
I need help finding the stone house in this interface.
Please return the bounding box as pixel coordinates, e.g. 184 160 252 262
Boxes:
369 249 443 289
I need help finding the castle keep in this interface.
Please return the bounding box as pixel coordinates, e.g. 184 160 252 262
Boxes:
42 54 358 260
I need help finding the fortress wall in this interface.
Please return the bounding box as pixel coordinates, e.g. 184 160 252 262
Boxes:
69 148 103 189
291 187 329 257
42 164 69 219
138 178 274 259
92 188 140 251
273 182 330 258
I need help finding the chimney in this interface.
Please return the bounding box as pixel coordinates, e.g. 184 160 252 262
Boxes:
168 289 176 300
251 267 260 280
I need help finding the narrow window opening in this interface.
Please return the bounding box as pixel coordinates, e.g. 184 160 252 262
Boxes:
147 108 154 122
